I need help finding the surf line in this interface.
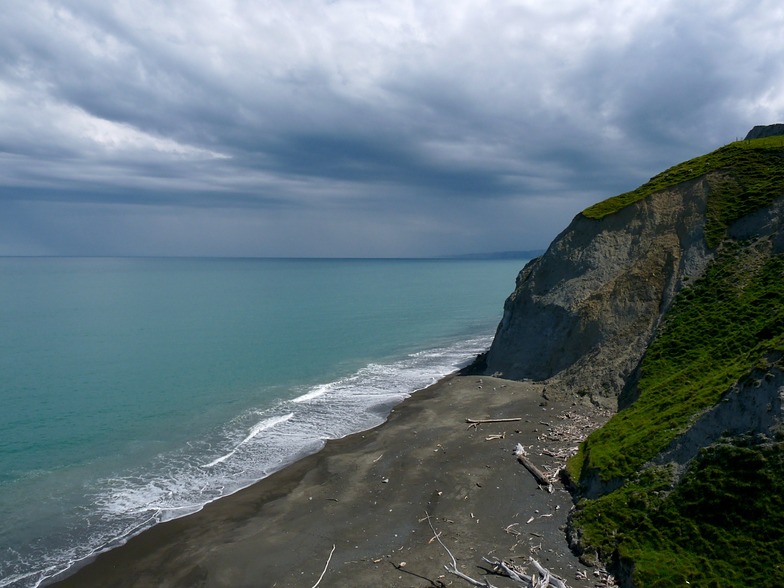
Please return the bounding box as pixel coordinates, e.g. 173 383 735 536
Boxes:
202 413 294 468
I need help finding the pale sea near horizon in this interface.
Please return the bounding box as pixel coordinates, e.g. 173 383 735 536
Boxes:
0 256 527 588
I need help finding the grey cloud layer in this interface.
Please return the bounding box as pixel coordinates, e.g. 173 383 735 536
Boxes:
1 0 783 256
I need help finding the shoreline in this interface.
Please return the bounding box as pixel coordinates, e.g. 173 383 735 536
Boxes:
51 375 608 588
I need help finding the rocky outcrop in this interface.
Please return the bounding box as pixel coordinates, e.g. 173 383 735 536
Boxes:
482 132 784 585
654 366 783 471
744 123 784 140
483 176 714 404
728 191 784 251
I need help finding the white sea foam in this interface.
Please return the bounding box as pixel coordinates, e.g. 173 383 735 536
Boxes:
291 384 330 403
202 413 294 467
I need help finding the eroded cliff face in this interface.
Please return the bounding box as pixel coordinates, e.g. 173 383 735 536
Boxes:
483 134 784 585
484 176 714 404
655 366 783 471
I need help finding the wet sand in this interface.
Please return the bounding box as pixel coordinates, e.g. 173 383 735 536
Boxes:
53 376 607 588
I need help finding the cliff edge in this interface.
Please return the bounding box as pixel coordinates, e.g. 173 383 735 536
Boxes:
485 130 784 406
484 179 710 403
483 128 784 586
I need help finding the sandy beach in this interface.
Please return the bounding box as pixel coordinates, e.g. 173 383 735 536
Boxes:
53 375 609 588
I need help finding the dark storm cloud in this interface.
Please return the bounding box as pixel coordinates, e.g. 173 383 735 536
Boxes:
1 0 783 256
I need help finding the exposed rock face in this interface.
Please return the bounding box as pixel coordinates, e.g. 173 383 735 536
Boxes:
728 192 784 251
744 123 784 140
485 136 784 584
655 366 783 471
484 177 713 404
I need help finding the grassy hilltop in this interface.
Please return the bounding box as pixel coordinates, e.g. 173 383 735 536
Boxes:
584 136 784 247
566 137 784 587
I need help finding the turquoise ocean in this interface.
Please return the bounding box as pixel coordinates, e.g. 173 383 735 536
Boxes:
0 257 526 587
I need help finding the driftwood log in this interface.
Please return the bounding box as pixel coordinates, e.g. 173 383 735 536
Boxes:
514 443 553 492
483 557 569 588
466 417 522 424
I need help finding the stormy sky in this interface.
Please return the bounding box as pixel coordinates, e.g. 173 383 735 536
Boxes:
1 1 782 257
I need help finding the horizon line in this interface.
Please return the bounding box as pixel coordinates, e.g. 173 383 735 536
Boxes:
0 250 544 261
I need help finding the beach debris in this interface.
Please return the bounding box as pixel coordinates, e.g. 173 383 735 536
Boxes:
425 512 499 587
482 557 569 588
530 558 569 588
426 512 570 588
593 567 619 587
484 432 506 441
466 417 522 429
539 409 610 455
310 543 336 588
482 558 529 584
526 512 554 526
423 405 608 588
514 443 553 493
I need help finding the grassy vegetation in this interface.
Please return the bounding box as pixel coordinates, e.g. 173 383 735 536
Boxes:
566 137 784 584
566 244 784 584
572 440 784 587
570 245 784 485
582 137 784 248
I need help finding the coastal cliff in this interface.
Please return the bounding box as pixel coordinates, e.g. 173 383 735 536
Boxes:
484 179 710 404
484 127 784 586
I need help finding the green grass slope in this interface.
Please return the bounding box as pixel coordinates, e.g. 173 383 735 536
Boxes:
567 139 784 586
572 440 784 586
583 137 784 247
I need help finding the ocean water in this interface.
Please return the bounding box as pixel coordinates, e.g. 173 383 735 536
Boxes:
0 257 525 587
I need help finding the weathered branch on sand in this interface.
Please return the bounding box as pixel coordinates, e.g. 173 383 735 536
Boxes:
425 512 501 587
310 543 336 588
466 417 522 424
483 557 569 588
482 557 532 584
426 513 569 588
514 443 553 492
530 559 568 588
